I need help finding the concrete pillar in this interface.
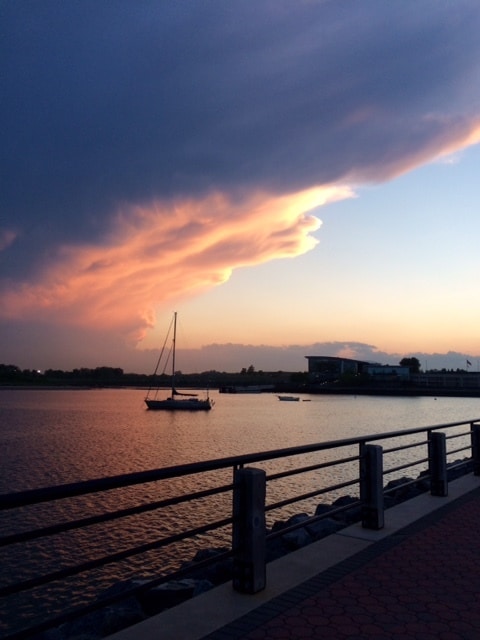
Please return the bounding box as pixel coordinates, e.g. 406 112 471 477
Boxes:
360 444 384 530
232 467 266 594
429 431 448 496
471 423 480 476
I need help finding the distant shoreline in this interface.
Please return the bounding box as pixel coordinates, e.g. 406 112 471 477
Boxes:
310 387 480 398
2 384 480 398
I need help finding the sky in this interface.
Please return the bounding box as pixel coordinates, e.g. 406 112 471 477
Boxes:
2 1 480 374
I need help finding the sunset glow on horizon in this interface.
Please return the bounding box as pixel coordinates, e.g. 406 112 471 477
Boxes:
0 186 340 342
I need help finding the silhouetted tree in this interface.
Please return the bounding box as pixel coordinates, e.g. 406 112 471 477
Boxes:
400 357 420 373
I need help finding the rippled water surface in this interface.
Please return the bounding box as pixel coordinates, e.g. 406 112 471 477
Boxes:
2 388 480 634
3 388 480 489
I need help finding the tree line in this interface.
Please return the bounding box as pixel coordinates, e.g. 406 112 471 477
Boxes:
0 364 300 388
1 359 474 389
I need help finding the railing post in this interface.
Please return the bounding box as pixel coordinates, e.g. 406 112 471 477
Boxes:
232 467 266 594
471 423 480 476
360 444 384 530
428 431 448 496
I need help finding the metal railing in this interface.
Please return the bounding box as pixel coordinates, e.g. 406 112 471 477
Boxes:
1 418 480 639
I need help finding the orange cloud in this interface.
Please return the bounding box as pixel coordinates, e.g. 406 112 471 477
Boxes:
0 186 351 341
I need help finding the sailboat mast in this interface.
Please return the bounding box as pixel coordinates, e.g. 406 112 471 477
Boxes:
171 311 177 396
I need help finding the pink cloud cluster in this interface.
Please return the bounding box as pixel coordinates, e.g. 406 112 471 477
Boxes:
0 186 348 341
2 117 479 348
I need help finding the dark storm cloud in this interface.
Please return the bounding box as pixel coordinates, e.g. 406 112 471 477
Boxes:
2 1 480 270
2 0 480 361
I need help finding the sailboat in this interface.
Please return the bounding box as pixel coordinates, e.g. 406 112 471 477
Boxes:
145 312 214 411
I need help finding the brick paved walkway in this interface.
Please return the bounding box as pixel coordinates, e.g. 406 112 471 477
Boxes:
203 487 480 639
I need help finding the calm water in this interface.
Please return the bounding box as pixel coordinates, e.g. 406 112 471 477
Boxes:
2 389 480 634
3 388 480 490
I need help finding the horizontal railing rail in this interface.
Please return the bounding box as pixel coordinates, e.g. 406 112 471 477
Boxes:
1 418 480 640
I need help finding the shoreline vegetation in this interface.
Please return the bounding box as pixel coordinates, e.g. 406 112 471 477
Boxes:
2 363 480 397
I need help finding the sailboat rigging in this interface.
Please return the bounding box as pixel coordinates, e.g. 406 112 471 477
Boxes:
145 312 214 411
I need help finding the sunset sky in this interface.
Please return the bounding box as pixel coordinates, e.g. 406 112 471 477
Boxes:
2 1 480 374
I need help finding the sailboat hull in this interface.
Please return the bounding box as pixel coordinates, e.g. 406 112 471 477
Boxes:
145 398 213 411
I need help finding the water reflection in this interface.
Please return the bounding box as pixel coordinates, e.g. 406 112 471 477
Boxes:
1 389 479 635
